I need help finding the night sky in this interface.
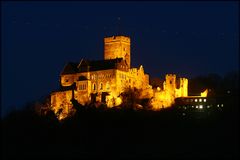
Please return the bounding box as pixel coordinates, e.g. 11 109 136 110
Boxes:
2 2 239 117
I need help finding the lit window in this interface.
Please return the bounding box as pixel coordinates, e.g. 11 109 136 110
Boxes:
221 104 224 107
106 82 110 90
195 99 198 102
196 105 198 108
199 105 203 109
203 99 206 102
207 105 210 108
217 104 219 107
199 99 202 102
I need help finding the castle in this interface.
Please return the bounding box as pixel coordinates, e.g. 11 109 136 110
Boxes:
50 35 191 119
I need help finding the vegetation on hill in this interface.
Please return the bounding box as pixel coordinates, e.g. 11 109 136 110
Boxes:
2 72 239 159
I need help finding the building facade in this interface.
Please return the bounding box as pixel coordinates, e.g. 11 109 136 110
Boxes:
51 35 190 119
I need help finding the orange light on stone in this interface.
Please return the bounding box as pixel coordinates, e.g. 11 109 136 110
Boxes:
49 35 207 119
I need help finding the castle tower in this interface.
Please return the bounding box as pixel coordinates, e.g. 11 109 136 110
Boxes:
165 74 176 94
179 78 188 97
104 36 131 67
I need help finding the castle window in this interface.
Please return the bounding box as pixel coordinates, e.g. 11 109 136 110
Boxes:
100 83 103 90
92 74 96 80
170 80 172 84
93 84 96 91
79 84 87 90
106 82 110 90
65 79 69 82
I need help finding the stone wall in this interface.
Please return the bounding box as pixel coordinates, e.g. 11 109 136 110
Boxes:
104 36 131 67
151 74 189 110
51 90 73 120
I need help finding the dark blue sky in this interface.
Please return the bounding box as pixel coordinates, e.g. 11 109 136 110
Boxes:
2 2 239 116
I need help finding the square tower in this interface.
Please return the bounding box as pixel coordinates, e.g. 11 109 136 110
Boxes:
104 36 131 68
165 74 176 93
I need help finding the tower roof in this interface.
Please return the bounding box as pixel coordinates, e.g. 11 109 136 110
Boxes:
61 58 128 75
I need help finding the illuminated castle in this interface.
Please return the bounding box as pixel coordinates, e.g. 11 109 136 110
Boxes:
51 36 190 119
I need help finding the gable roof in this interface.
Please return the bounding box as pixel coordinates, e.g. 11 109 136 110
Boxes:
61 58 128 75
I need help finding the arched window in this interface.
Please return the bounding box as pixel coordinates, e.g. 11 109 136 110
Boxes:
100 83 103 90
106 82 110 90
92 83 96 91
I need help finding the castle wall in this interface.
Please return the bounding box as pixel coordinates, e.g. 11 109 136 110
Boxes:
151 89 175 110
150 75 189 110
51 90 73 120
61 72 90 87
75 80 91 105
90 69 117 93
115 70 129 94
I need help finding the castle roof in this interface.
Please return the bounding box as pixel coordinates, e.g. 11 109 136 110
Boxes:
61 58 128 75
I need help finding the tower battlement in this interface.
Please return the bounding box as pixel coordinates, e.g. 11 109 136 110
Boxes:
104 36 130 43
166 74 176 78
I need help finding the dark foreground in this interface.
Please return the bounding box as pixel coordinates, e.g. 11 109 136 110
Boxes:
2 105 239 160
